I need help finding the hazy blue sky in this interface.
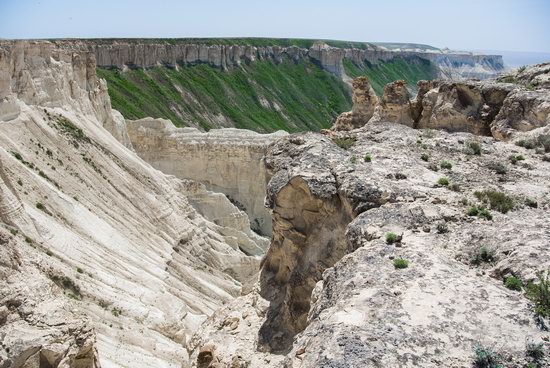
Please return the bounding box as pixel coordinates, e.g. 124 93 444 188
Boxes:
1 0 549 52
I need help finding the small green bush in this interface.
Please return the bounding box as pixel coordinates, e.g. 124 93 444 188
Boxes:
436 222 448 234
526 342 545 362
525 198 538 208
440 160 452 170
538 134 550 153
515 139 537 149
473 345 502 368
363 154 371 162
421 153 429 161
76 267 84 274
471 246 496 265
385 232 398 244
393 258 409 269
333 137 356 150
350 156 357 164
36 202 46 211
488 162 507 174
526 270 550 317
477 207 493 220
504 276 523 291
509 154 525 164
466 141 482 155
467 206 479 216
449 183 461 192
437 177 449 186
474 190 514 214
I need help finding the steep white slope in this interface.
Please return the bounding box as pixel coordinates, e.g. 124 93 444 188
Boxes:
0 41 264 367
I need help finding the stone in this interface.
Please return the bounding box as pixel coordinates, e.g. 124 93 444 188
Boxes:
332 77 378 131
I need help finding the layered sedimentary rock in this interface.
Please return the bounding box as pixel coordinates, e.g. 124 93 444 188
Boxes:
332 77 378 131
126 118 287 236
48 39 504 80
0 40 266 368
334 64 550 140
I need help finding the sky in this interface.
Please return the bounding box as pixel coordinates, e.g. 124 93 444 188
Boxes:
0 0 549 53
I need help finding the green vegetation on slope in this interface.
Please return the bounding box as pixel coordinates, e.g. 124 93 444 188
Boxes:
343 57 438 95
98 59 351 132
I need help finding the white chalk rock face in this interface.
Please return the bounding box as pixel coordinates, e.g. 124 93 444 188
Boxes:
126 118 287 236
0 40 265 368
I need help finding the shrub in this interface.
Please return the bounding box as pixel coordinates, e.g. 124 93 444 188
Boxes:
526 270 550 317
466 141 482 155
467 206 479 216
421 153 429 161
422 129 436 138
473 345 502 368
449 183 461 192
518 65 526 73
363 154 371 162
471 246 496 265
525 198 538 208
112 307 122 317
488 162 507 174
474 190 514 214
436 222 448 234
385 232 398 244
440 160 452 170
76 267 84 274
393 258 409 269
477 207 493 220
36 202 46 211
538 134 550 153
17 179 23 186
333 137 356 150
515 139 537 149
437 177 449 186
526 342 545 362
504 276 523 291
350 156 357 164
509 154 525 164
421 144 428 150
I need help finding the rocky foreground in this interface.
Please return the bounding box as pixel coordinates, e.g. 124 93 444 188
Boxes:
0 40 549 368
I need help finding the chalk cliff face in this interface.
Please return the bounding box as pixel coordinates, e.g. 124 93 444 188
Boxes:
0 40 266 368
54 39 504 81
126 118 286 236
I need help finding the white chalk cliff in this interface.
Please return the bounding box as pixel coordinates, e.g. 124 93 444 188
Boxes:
0 40 266 367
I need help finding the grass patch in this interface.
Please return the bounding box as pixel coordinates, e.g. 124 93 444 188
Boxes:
440 160 452 170
470 246 497 265
504 276 523 291
473 345 502 368
474 190 514 214
526 270 550 318
99 59 352 133
363 154 371 162
333 137 356 150
393 258 409 269
385 232 398 244
437 177 449 186
465 141 482 155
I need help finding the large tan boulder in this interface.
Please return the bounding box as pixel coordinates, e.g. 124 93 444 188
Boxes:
332 76 378 131
371 80 414 126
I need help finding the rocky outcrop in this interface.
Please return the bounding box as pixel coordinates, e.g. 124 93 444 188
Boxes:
0 40 267 367
332 77 378 131
126 118 287 236
371 80 414 126
334 64 550 140
191 121 550 367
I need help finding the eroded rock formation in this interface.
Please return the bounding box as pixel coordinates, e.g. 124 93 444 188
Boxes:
334 64 550 140
126 118 287 236
332 77 378 131
0 40 266 367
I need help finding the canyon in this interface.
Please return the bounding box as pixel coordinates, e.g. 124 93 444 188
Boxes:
0 39 549 368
